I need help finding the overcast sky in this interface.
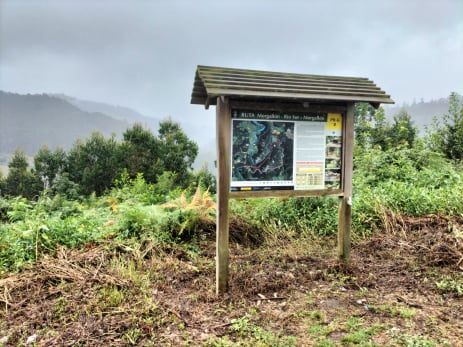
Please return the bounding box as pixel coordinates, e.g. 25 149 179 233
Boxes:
1 0 462 146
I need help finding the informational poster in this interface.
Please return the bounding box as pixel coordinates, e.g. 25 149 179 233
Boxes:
230 109 342 192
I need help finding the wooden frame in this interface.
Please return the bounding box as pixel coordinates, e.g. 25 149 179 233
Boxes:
338 103 355 260
191 65 393 295
215 99 354 294
216 97 232 293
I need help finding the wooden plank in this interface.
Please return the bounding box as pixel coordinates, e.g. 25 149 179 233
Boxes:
200 74 378 89
190 96 208 105
230 100 348 113
198 66 371 82
204 83 388 98
337 103 355 261
216 96 232 294
201 74 375 89
205 88 395 104
204 77 385 94
203 81 386 95
230 189 343 199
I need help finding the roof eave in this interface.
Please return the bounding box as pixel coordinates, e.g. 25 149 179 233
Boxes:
190 66 394 109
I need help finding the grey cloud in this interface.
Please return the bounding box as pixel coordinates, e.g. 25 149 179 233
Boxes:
1 0 462 118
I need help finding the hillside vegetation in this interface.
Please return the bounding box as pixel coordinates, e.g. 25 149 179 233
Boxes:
0 93 462 346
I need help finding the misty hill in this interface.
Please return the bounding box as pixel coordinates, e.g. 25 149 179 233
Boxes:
49 93 160 130
0 91 212 172
384 95 460 135
0 91 131 155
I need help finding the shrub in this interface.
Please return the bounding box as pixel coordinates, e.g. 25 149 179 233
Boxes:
230 197 339 236
352 147 463 234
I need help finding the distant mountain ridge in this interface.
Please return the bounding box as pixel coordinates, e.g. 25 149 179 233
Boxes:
1 90 458 174
0 90 214 172
0 91 155 156
49 93 160 130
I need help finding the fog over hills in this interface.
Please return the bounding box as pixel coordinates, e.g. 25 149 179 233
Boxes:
1 90 457 174
0 91 133 155
0 91 213 171
384 97 453 135
49 93 160 131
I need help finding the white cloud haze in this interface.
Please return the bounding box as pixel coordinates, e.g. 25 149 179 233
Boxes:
1 0 462 146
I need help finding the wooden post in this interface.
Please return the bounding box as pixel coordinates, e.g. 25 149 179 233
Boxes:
338 103 355 261
216 96 231 294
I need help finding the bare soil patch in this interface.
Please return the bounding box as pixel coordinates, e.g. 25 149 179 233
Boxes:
1 214 462 346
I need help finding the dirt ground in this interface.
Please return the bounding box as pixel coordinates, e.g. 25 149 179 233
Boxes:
0 214 462 346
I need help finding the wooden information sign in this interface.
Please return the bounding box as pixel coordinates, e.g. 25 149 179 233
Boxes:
191 66 393 294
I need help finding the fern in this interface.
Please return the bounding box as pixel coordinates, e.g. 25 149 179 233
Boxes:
161 186 216 219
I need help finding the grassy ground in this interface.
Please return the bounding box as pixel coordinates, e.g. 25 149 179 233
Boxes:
0 215 462 346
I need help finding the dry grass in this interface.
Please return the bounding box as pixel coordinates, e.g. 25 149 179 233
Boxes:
0 215 462 346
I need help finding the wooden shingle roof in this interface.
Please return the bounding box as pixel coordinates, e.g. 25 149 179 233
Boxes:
191 65 394 109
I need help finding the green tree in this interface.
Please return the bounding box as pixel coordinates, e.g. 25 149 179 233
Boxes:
354 104 394 151
370 107 393 150
121 123 163 183
425 92 463 163
390 110 417 149
51 172 81 200
4 149 40 198
0 170 5 196
33 146 67 190
354 102 375 152
157 118 198 187
66 132 120 195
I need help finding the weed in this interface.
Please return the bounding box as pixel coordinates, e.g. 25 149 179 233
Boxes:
389 332 438 347
327 272 354 287
295 309 310 318
314 340 336 347
109 257 149 290
52 295 70 318
398 307 417 319
309 323 333 338
202 336 235 346
98 285 125 308
369 304 416 319
436 275 463 296
356 287 368 298
230 312 297 346
345 316 363 331
123 327 142 345
341 324 383 345
230 314 252 337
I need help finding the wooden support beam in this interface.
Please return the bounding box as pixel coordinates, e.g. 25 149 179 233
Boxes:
338 102 355 261
216 96 231 294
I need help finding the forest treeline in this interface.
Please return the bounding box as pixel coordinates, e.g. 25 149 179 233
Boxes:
0 92 462 201
355 92 463 160
0 93 462 275
0 118 215 199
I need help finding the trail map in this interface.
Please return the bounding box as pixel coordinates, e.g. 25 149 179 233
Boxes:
232 120 294 183
230 109 342 192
